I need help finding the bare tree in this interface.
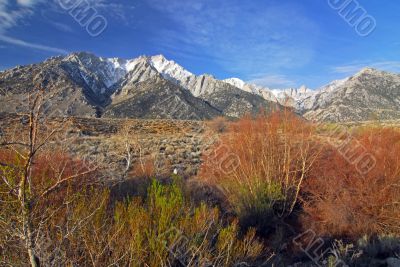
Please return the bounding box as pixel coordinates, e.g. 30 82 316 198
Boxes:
0 90 98 266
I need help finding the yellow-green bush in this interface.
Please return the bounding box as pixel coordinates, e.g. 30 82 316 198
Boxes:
93 180 267 267
1 172 267 266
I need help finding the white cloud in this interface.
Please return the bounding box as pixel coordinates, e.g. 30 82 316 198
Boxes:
0 0 47 32
68 0 135 24
46 0 135 27
332 61 400 75
50 21 74 33
0 1 25 33
0 0 67 54
16 0 44 7
248 74 296 89
146 0 318 77
0 35 68 54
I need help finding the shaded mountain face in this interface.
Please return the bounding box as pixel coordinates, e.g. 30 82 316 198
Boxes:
104 77 222 120
202 85 277 118
0 52 276 120
0 56 99 117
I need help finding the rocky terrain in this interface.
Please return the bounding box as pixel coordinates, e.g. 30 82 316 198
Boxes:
0 114 213 178
0 52 277 120
104 77 221 120
1 52 400 122
225 68 400 122
301 68 400 122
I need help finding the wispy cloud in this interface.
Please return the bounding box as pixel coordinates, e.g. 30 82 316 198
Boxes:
16 0 44 7
0 0 27 32
46 0 136 28
49 21 74 33
332 61 400 75
0 35 68 54
146 0 318 78
0 0 67 53
248 74 296 88
67 0 136 25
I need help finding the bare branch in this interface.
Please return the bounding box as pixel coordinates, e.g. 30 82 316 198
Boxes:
38 168 98 200
0 142 29 147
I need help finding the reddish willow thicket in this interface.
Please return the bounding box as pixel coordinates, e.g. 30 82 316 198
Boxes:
199 112 319 232
200 113 400 239
2 110 400 266
302 128 400 238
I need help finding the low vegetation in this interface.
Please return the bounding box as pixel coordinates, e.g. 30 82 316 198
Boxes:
0 149 268 266
302 128 400 238
200 112 318 237
1 106 400 266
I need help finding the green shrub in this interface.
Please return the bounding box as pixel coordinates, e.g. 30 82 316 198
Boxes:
49 179 267 266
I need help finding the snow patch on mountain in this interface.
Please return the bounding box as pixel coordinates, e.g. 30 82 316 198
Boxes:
223 78 246 90
149 55 194 83
223 77 315 107
62 52 356 114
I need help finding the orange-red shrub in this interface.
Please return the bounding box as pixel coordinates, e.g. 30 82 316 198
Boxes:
0 148 101 265
199 111 317 232
0 148 100 222
207 116 229 133
130 156 171 179
302 128 400 239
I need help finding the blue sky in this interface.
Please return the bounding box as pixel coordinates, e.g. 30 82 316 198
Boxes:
0 0 400 89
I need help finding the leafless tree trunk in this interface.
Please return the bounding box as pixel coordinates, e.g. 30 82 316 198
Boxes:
1 90 98 266
17 93 42 267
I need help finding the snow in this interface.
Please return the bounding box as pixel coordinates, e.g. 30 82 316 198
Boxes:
63 52 352 113
223 78 246 90
89 54 195 90
148 55 194 83
223 77 314 106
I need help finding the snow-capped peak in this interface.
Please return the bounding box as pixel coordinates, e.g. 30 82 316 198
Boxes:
223 78 246 90
317 77 350 94
222 77 316 106
148 55 194 82
62 52 350 113
223 78 272 96
64 52 196 91
298 85 310 94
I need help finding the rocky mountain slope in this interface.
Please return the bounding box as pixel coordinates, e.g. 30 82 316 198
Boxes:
104 76 221 120
226 68 400 122
223 78 313 107
301 68 400 122
0 52 277 120
0 56 100 117
1 52 400 122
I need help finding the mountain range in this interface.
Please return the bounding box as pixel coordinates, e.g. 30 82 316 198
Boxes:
1 52 400 122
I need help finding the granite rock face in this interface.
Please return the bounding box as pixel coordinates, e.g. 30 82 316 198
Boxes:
0 52 277 120
300 68 400 122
